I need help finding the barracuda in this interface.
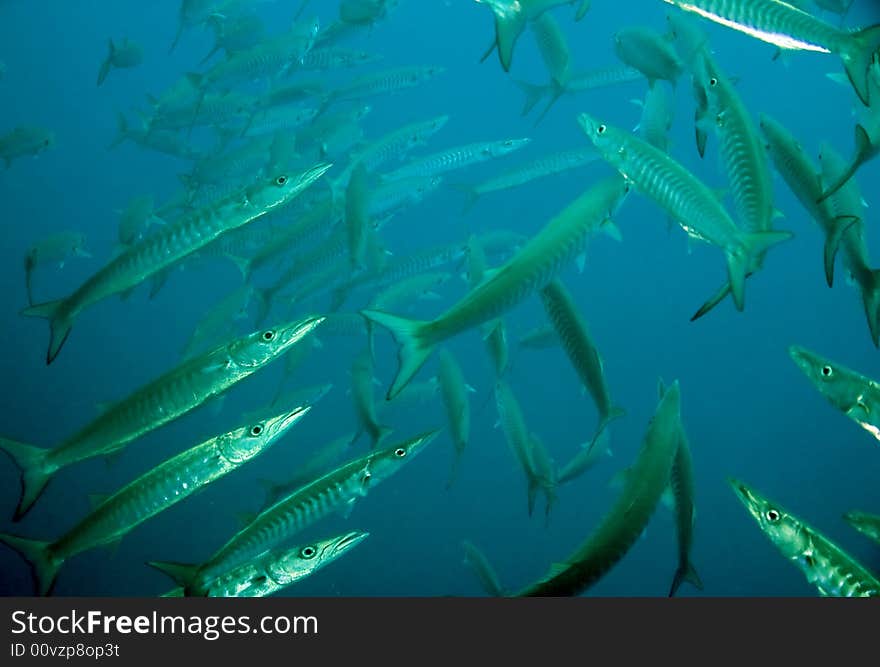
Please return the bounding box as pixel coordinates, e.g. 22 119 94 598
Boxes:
457 147 598 212
662 0 880 106
363 177 628 400
539 279 624 449
21 163 331 365
730 478 880 597
0 315 325 521
161 531 369 597
494 381 543 517
517 381 682 596
381 138 531 183
666 404 702 597
687 49 778 319
437 349 471 489
789 345 880 443
579 113 791 313
0 406 311 596
149 430 438 594
843 511 880 546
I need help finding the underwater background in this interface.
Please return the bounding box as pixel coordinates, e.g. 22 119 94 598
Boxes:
1 0 879 597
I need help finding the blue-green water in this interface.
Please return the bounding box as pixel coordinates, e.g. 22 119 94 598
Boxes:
1 0 879 597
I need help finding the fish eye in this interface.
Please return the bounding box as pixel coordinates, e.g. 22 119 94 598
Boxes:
765 509 780 523
394 447 407 458
821 366 833 377
709 77 718 87
250 424 264 437
275 175 288 186
300 546 317 559
262 330 276 341
597 124 607 135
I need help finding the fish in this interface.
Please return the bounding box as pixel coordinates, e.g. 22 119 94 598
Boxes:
23 232 91 306
687 48 779 318
0 125 55 168
117 195 164 248
531 12 572 112
0 406 310 596
201 12 266 64
817 69 880 202
661 0 880 106
758 114 850 290
437 349 471 488
788 345 880 443
21 163 331 364
556 429 612 485
346 163 372 272
381 138 531 183
475 0 589 72
351 348 393 449
339 0 398 26
539 279 625 448
180 284 256 360
528 432 558 522
632 82 675 152
613 25 683 86
97 37 143 87
666 395 702 597
517 324 559 350
842 511 880 546
462 540 505 596
166 530 369 597
0 315 325 520
494 380 542 517
455 147 599 213
515 66 644 120
516 380 682 596
579 113 792 313
149 431 438 594
363 176 628 400
729 478 880 596
818 141 880 346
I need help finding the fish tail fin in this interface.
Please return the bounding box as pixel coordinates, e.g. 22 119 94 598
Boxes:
823 215 859 287
727 231 793 311
444 453 462 491
21 298 72 365
146 560 199 589
492 13 525 72
669 561 703 597
97 39 114 87
841 24 880 106
169 21 185 54
226 254 252 282
0 438 54 521
533 83 564 126
360 310 432 400
859 268 880 348
817 126 867 203
0 533 60 596
526 475 539 518
513 80 545 116
690 279 732 321
590 407 625 450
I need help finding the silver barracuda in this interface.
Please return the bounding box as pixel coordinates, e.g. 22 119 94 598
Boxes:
162 531 368 597
21 163 331 364
147 430 439 594
437 349 471 488
843 511 880 546
516 381 682 596
381 138 531 183
0 406 311 595
789 345 880 443
579 113 791 313
730 478 880 596
539 279 624 448
661 0 880 106
0 315 325 520
363 176 628 400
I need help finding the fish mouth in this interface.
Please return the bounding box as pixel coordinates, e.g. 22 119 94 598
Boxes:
330 530 369 556
277 315 326 348
276 404 312 431
727 477 762 521
787 345 812 374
